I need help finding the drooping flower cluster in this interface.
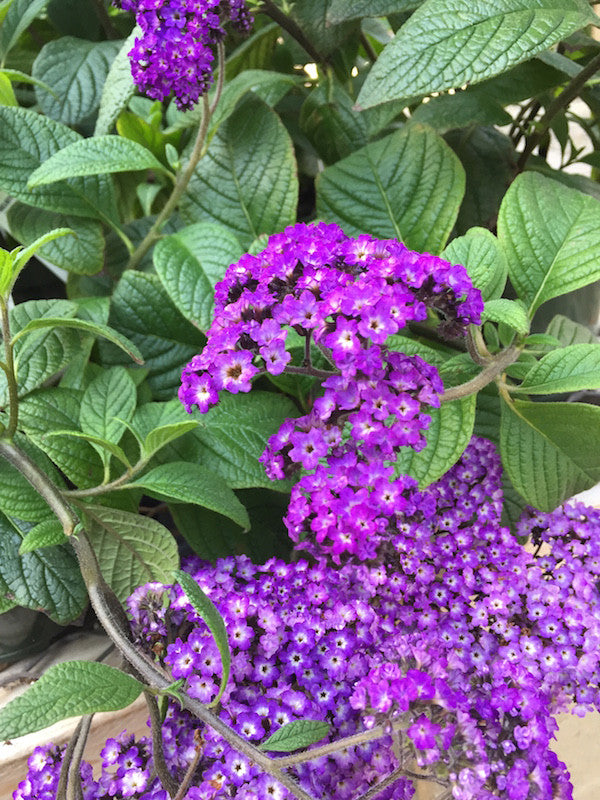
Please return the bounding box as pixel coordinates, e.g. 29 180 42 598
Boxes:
180 222 483 560
117 0 252 109
15 441 600 800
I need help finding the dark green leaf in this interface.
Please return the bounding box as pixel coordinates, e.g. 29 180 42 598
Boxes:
0 0 47 65
82 504 179 602
317 123 464 254
80 367 137 468
500 397 600 511
441 226 507 300
225 22 278 80
19 519 67 555
300 80 370 164
175 569 231 705
0 512 86 623
0 661 143 739
356 0 594 108
498 172 600 316
180 96 298 249
28 135 169 187
411 90 511 133
260 719 330 752
32 37 121 125
153 223 244 330
327 0 422 23
513 344 600 395
288 0 357 57
126 462 250 530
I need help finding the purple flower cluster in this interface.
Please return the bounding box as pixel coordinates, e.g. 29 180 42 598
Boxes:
117 0 252 109
180 221 483 560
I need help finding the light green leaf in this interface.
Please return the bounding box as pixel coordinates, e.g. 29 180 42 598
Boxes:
80 367 137 468
500 397 600 511
316 123 464 254
19 519 68 555
175 569 231 706
0 72 16 105
153 223 244 329
10 228 74 279
482 299 529 336
13 317 144 364
393 395 476 487
143 422 199 460
7 204 104 275
0 248 12 293
498 172 600 316
0 106 119 221
441 227 507 300
28 135 170 187
0 661 143 739
99 271 206 400
0 68 54 94
327 0 422 23
180 95 298 249
18 388 104 488
0 511 86 623
260 719 330 752
94 26 139 136
45 430 131 469
193 392 298 491
32 37 121 125
0 0 47 65
546 314 598 347
126 462 250 530
356 0 594 108
513 344 600 395
82 504 179 602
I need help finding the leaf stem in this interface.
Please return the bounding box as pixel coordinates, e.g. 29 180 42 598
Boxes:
63 457 148 498
65 715 93 800
91 0 121 39
518 49 600 171
1 299 19 438
440 346 519 403
172 732 203 800
145 692 179 798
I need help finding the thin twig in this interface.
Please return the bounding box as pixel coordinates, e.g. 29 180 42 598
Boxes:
354 767 406 800
360 32 377 63
173 733 203 800
145 692 179 798
260 0 328 65
91 0 121 39
284 364 335 380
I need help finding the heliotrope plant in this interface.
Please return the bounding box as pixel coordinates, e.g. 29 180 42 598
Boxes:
2 1 600 800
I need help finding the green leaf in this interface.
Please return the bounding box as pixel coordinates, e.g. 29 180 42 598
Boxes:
13 317 144 364
327 0 422 23
500 397 600 511
94 26 138 136
0 247 13 293
82 504 179 602
317 123 464 254
0 71 16 105
411 90 511 133
498 172 600 316
80 367 137 468
175 569 231 706
0 67 54 95
301 80 370 165
153 223 244 330
260 719 330 752
546 314 598 347
126 462 250 530
356 0 594 108
0 0 47 65
7 204 104 275
19 388 104 488
0 660 143 739
0 512 86 623
143 421 199 460
46 430 131 470
193 392 298 491
32 37 121 126
225 21 279 79
180 95 298 249
19 519 68 555
393 394 476 487
513 344 600 395
0 106 119 221
28 135 170 187
99 271 206 400
47 0 102 39
441 227 507 300
481 299 529 337
0 300 82 402
287 0 357 57
11 227 74 279
445 126 515 234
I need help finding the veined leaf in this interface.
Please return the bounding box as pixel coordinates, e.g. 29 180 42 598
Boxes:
19 519 67 555
442 226 507 300
327 0 422 23
143 421 199 460
481 299 529 337
0 0 47 65
513 344 600 395
94 26 139 136
260 719 330 752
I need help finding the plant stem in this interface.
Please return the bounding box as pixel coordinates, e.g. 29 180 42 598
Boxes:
65 715 93 800
56 717 85 800
360 32 378 63
91 0 121 39
284 364 335 380
354 767 407 800
145 692 179 798
440 346 519 403
260 0 328 65
1 299 19 438
273 725 388 767
172 734 203 800
518 50 600 171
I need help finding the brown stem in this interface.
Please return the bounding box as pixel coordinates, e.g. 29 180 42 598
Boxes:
360 32 378 63
354 767 407 800
56 715 93 800
173 734 203 800
518 50 600 171
440 346 519 403
260 1 328 65
145 692 179 798
284 364 335 379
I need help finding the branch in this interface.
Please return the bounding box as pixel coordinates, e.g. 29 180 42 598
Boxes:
91 0 121 39
517 50 600 171
56 715 93 800
145 692 179 798
260 1 329 65
439 346 519 403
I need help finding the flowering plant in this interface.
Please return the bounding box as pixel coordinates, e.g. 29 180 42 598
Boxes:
0 1 600 799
